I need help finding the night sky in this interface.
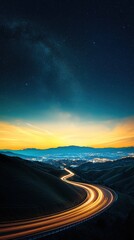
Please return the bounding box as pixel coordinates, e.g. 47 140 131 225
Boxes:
0 0 134 149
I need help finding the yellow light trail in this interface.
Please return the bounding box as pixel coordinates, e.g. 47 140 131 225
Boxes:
0 168 116 239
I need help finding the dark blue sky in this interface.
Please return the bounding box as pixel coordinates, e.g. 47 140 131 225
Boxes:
0 0 134 121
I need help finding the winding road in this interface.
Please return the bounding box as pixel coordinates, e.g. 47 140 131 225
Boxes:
0 168 116 239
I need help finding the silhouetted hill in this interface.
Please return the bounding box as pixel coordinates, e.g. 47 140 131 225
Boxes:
74 157 134 195
0 154 85 221
77 156 134 170
65 157 134 240
45 157 134 240
1 146 134 158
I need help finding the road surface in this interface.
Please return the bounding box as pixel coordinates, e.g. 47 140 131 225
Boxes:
0 168 116 239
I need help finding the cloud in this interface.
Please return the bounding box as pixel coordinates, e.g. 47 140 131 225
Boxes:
0 121 61 149
94 118 134 147
97 137 134 147
0 117 133 149
26 122 54 136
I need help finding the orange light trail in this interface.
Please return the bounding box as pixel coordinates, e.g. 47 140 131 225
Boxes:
0 168 116 239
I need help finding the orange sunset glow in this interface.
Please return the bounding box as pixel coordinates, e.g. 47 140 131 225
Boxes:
0 117 133 150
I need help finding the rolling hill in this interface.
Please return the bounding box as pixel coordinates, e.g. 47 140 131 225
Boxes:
0 154 85 221
34 156 134 240
74 157 134 196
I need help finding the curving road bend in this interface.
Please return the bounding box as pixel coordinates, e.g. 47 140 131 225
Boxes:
0 168 116 239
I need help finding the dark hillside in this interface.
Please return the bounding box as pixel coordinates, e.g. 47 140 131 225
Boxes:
65 157 134 240
74 157 134 196
0 154 85 221
43 157 134 240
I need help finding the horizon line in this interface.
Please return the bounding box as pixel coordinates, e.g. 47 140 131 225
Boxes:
0 144 134 151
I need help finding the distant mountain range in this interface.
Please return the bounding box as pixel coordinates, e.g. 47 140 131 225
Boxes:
0 145 134 161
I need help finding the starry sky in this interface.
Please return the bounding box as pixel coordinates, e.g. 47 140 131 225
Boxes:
0 0 134 149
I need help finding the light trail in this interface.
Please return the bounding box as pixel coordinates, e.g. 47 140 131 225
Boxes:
0 168 116 239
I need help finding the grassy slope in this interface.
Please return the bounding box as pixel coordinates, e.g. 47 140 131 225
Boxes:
35 158 134 240
0 154 85 221
75 157 134 196
66 157 134 240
